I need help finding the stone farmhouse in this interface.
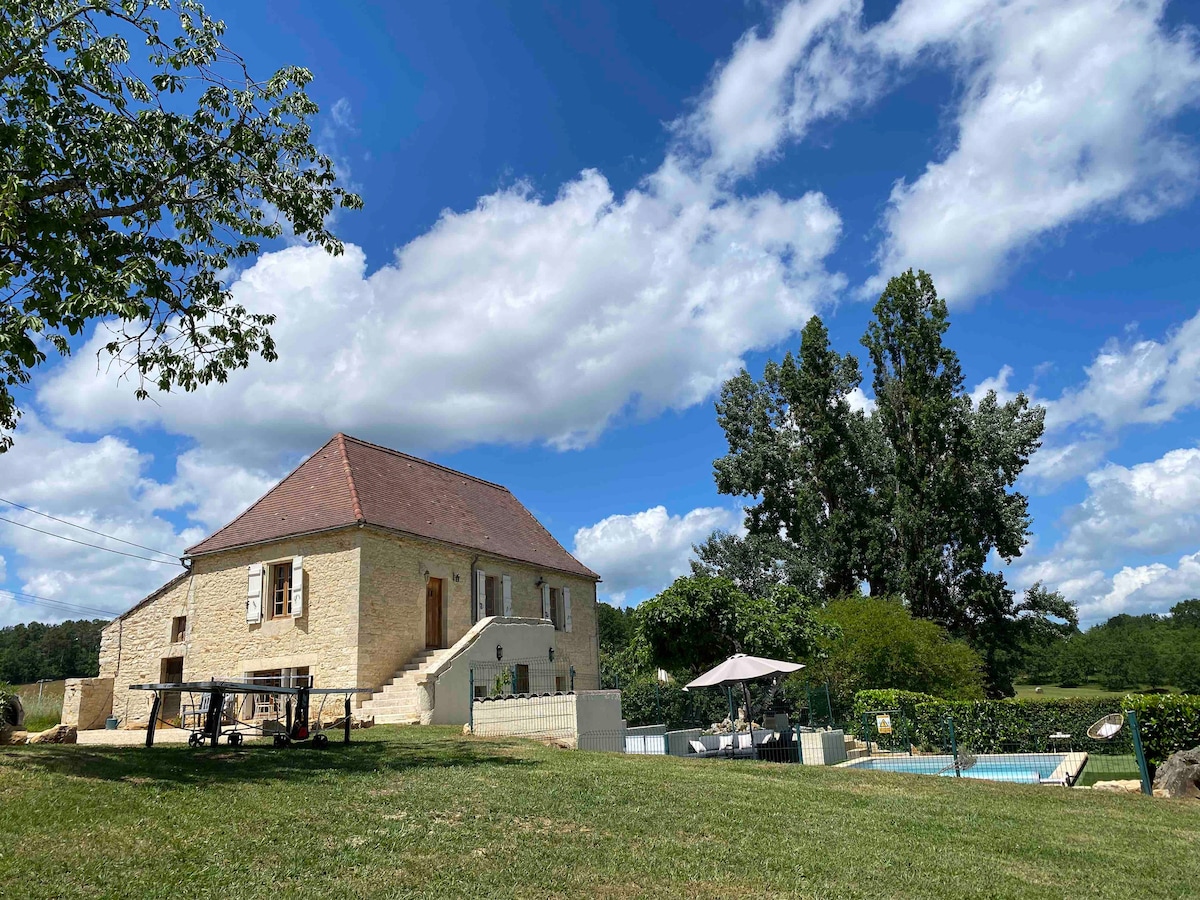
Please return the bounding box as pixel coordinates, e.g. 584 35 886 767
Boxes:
73 434 601 730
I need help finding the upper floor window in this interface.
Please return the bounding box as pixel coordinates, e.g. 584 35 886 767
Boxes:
170 615 187 643
270 561 293 618
548 587 560 630
484 574 499 617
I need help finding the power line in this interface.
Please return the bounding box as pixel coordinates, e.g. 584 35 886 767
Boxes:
0 515 183 566
0 497 180 559
0 587 117 620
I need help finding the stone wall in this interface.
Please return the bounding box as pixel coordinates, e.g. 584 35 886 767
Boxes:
471 690 623 750
358 528 600 701
100 575 191 725
100 524 599 725
101 530 362 726
60 677 114 730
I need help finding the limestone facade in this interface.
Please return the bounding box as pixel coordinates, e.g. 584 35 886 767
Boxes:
100 525 598 726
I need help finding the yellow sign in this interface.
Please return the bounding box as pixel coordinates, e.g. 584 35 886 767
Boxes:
876 714 893 735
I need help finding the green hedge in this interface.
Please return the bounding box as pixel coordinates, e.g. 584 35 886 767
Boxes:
908 698 1135 754
0 682 17 727
620 679 730 730
851 690 937 734
849 690 1200 768
1125 693 1200 768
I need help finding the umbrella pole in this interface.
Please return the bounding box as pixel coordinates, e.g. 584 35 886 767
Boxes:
726 686 734 725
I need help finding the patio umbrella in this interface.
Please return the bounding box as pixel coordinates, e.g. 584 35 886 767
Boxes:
684 654 804 728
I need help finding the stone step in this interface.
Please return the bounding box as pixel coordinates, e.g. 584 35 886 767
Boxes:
373 713 421 725
363 706 419 718
845 748 871 760
362 694 418 710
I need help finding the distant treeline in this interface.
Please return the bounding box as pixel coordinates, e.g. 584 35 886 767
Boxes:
1021 600 1200 692
0 619 106 685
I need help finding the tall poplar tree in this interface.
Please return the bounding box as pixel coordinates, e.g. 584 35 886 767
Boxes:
714 315 876 598
713 270 1059 694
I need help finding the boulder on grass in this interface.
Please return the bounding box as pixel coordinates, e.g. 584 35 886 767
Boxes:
1092 779 1142 794
1152 746 1200 800
27 724 77 745
0 725 26 746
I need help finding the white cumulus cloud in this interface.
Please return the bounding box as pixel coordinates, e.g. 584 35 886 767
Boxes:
572 505 741 605
40 165 844 459
680 0 1200 303
1015 446 1200 623
0 418 281 627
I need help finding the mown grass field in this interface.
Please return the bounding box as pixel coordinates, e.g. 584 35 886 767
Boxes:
2 726 1198 899
1013 683 1175 701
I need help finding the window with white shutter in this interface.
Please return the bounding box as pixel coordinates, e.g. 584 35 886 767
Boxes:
502 575 512 616
291 556 304 617
541 583 551 620
246 563 263 624
475 569 487 622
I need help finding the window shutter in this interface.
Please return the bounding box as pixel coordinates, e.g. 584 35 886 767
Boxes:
476 569 487 622
541 583 551 620
502 575 512 616
291 556 304 617
246 563 263 624
563 587 572 633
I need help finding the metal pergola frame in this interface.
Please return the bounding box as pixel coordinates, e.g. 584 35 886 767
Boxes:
129 681 372 749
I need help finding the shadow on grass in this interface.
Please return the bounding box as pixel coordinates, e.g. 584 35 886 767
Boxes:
1 732 536 786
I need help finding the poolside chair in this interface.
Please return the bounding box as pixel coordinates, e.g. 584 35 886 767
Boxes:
1087 714 1124 741
688 739 723 759
717 733 736 757
732 731 756 759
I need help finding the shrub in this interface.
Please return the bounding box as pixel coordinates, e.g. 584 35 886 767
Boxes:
852 689 1200 772
850 690 938 738
0 681 19 727
1125 693 1200 768
907 698 1136 754
811 598 986 711
619 679 729 730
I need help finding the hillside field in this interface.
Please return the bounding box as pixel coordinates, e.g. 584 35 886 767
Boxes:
2 726 1198 899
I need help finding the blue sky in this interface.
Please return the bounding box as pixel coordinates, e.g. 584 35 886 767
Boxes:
3 0 1200 628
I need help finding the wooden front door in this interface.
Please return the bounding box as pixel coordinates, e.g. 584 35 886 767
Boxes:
161 657 183 719
425 578 443 649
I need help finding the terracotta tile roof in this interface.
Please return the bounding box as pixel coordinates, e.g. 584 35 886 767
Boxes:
185 434 598 580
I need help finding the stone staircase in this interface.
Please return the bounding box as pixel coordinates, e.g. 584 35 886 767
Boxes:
844 734 871 760
358 647 456 725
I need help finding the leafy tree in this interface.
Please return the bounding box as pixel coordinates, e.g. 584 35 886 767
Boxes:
638 574 835 722
1171 599 1200 629
597 601 635 656
0 0 362 448
714 316 879 598
713 270 1053 694
861 271 1046 643
689 529 818 601
0 618 106 683
638 574 833 678
804 596 986 709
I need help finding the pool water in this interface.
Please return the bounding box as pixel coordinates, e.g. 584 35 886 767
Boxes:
847 753 1069 784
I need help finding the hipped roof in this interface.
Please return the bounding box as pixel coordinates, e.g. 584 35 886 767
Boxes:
184 433 598 580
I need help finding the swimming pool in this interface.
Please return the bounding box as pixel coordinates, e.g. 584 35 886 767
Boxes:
843 752 1087 785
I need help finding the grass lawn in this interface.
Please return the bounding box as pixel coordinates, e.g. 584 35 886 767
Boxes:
13 680 65 732
3 727 1198 899
1014 684 1141 701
